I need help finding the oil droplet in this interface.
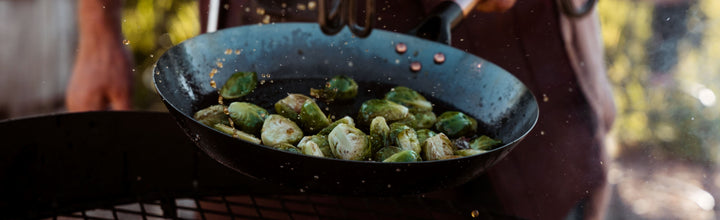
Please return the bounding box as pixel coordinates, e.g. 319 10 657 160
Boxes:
471 210 480 218
122 39 130 45
395 168 401 172
476 63 483 68
256 7 265 15
433 53 445 64
542 93 549 102
313 175 319 179
540 131 545 135
260 80 266 85
216 62 224 68
387 184 392 188
218 96 224 105
224 49 233 55
209 68 218 78
149 54 154 58
223 106 229 115
299 188 305 192
395 43 407 54
262 15 271 24
210 80 217 88
394 59 400 64
297 3 307 10
410 61 422 72
235 49 242 55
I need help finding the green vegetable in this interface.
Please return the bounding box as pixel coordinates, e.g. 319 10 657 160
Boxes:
422 133 456 161
455 149 487 157
318 116 355 135
384 86 432 113
227 102 268 135
213 123 262 144
434 111 478 138
358 99 410 125
310 75 358 101
382 150 420 162
220 71 257 99
369 116 390 153
299 99 331 133
298 135 333 158
260 114 304 146
274 93 312 121
194 105 229 126
272 143 301 154
373 146 404 161
470 135 502 150
416 129 437 146
328 123 371 161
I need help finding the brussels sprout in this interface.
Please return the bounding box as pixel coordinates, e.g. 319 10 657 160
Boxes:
261 114 304 146
422 133 456 161
299 141 325 157
455 149 487 157
310 75 358 101
328 123 371 161
220 71 257 99
395 127 420 154
369 116 390 153
382 150 421 162
213 124 262 144
470 135 502 150
272 143 301 154
400 111 437 129
440 155 463 160
228 102 268 135
383 86 432 113
298 135 333 158
434 111 478 138
194 105 230 126
299 99 331 133
358 99 410 125
274 94 312 121
416 129 437 146
373 146 403 161
318 116 355 135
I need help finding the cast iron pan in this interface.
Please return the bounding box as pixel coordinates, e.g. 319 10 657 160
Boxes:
154 2 538 195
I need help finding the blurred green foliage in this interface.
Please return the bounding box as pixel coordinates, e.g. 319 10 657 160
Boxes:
600 0 720 162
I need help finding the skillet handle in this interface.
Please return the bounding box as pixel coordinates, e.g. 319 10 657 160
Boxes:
408 0 478 45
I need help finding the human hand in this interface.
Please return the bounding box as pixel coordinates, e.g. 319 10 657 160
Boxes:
67 0 132 112
475 0 517 12
66 40 133 111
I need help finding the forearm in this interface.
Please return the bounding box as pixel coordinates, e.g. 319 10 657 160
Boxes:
77 0 124 48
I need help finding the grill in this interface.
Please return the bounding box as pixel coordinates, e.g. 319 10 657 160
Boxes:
1 112 512 220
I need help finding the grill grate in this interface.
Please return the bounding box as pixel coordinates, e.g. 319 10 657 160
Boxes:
44 193 502 220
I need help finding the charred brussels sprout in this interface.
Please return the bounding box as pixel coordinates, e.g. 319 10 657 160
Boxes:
470 135 502 150
422 133 456 161
194 105 229 126
272 143 301 154
261 114 304 146
434 111 478 138
299 99 331 133
395 127 420 154
402 111 437 129
228 102 268 135
213 124 262 144
416 129 437 146
318 116 355 135
220 71 257 99
383 150 421 162
455 149 487 157
274 94 312 121
373 146 404 161
328 123 371 161
383 86 432 113
310 75 358 101
299 141 325 157
358 99 410 125
298 135 333 158
369 116 390 153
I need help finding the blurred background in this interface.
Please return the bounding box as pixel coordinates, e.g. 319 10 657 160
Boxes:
0 0 719 219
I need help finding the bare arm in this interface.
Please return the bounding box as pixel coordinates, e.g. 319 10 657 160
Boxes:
67 0 133 111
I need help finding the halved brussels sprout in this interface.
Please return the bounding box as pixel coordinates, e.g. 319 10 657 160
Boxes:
369 116 390 153
220 71 257 99
416 129 437 146
298 135 333 158
422 133 456 161
388 122 411 144
299 141 325 157
358 99 410 126
213 123 262 144
395 127 420 154
382 150 421 162
374 146 403 161
455 149 487 157
318 116 355 135
274 94 312 121
470 135 502 150
299 99 331 133
272 143 301 154
228 102 268 135
310 75 358 101
434 111 478 138
328 123 371 161
411 111 437 129
261 114 304 146
194 105 229 126
383 86 432 113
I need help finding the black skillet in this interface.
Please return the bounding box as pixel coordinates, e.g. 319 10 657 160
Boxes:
153 1 538 195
